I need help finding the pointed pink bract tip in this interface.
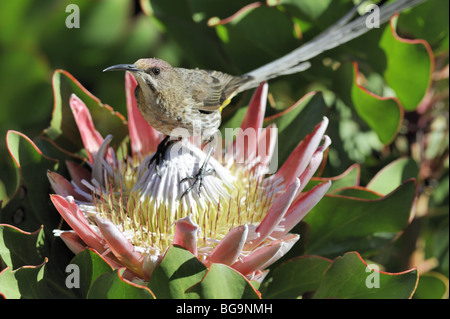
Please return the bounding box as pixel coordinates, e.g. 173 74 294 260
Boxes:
173 215 199 256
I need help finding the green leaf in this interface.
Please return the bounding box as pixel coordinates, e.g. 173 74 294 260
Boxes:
313 252 418 299
69 248 114 298
397 0 449 51
304 179 417 258
147 245 207 299
1 131 59 234
144 0 231 70
303 163 361 193
0 259 48 299
215 6 301 72
367 157 419 195
187 263 260 299
260 255 331 299
379 18 433 111
333 62 402 145
87 268 155 299
331 187 382 200
269 92 328 166
0 224 46 270
430 168 449 209
80 0 129 47
413 272 449 299
278 0 354 30
397 0 449 53
324 164 360 192
46 69 128 154
326 98 384 169
220 104 249 136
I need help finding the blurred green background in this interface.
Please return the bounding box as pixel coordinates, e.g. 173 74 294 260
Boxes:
0 0 167 197
0 0 448 297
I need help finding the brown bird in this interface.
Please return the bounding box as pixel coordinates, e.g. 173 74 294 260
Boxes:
105 58 252 140
104 59 253 196
104 0 424 195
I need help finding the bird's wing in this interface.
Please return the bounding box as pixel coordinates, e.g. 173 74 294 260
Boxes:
178 68 252 112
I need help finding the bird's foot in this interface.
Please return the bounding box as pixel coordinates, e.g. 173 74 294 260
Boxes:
180 147 215 198
180 167 215 198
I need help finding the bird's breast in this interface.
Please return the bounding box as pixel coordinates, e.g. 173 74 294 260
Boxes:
136 88 221 139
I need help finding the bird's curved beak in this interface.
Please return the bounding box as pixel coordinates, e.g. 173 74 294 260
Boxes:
103 64 139 72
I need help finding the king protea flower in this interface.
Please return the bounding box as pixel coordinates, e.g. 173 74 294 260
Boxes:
48 72 331 283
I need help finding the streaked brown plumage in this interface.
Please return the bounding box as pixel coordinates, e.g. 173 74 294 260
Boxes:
105 58 252 141
103 58 253 195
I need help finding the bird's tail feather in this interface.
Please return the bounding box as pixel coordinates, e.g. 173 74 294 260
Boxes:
237 0 425 93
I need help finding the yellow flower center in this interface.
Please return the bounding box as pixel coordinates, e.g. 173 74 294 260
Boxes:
93 142 279 260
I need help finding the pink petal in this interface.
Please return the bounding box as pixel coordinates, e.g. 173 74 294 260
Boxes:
47 171 85 201
295 135 331 197
235 82 268 163
251 269 270 284
59 231 86 254
125 72 162 156
258 234 299 270
59 234 122 271
275 117 329 187
65 160 92 193
50 195 106 253
142 254 164 280
240 82 268 132
232 234 299 276
257 123 278 172
246 178 300 250
173 215 199 256
272 181 331 238
95 215 146 279
70 94 105 164
297 152 324 193
205 224 248 267
232 245 279 276
59 235 122 271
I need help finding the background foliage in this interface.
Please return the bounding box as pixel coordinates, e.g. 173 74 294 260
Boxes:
0 0 448 298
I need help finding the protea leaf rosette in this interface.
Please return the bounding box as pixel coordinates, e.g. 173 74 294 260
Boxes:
48 72 331 284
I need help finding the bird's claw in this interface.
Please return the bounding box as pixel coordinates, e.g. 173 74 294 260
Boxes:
181 167 215 198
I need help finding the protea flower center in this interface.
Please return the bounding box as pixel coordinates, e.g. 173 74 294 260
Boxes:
90 137 279 262
50 79 331 282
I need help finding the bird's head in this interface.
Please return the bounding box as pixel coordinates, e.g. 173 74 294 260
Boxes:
103 58 174 95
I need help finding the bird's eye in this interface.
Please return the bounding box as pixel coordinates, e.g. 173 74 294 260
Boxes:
152 68 160 76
